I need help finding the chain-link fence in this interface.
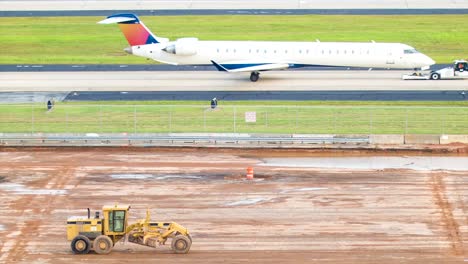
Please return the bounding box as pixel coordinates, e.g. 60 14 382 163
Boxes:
0 104 467 134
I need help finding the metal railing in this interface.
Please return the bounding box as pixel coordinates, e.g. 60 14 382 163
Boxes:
0 134 370 147
0 104 467 135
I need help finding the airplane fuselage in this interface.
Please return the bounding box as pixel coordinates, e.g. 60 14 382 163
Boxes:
99 13 435 81
130 41 434 70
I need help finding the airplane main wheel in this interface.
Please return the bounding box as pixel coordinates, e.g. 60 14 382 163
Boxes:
93 235 113 254
250 72 260 82
171 235 192 254
71 235 91 254
430 72 441 80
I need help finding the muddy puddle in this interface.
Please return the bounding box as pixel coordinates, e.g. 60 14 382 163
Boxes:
225 198 269 206
107 173 216 181
280 187 329 193
261 156 468 171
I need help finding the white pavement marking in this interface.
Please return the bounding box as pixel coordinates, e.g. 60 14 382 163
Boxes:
1 71 466 92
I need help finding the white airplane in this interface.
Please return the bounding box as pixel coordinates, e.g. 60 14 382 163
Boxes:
99 13 435 82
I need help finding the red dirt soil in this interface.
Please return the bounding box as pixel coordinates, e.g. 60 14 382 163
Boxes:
0 147 466 263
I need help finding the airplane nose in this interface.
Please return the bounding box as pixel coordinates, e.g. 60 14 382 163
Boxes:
419 54 435 66
416 54 435 70
425 55 436 66
124 47 133 55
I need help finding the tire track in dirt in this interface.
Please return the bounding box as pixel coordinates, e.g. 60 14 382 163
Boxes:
5 166 74 262
430 173 464 256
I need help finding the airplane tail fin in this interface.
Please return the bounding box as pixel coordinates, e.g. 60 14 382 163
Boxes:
98 14 167 46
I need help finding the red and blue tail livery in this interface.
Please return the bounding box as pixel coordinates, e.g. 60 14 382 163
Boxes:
99 14 161 46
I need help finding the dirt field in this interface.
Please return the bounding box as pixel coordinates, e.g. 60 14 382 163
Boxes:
0 147 466 263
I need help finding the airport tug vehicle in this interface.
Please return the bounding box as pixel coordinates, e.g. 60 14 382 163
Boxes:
403 60 468 80
67 205 192 254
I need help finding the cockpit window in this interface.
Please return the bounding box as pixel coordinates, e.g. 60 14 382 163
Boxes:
404 49 419 54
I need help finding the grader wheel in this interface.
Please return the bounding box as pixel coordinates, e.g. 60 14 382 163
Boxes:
93 235 113 254
71 235 91 254
171 235 191 254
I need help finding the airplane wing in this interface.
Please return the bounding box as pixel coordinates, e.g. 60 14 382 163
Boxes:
210 60 291 73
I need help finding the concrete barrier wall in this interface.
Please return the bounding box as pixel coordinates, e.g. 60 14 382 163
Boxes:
1 133 467 147
370 135 405 145
404 135 440 145
440 135 468 144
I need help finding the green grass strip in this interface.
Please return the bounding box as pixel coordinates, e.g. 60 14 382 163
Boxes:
1 15 467 64
1 103 467 134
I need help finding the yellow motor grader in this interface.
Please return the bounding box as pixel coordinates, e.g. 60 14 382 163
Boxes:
66 205 192 254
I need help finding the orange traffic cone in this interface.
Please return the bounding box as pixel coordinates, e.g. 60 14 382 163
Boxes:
246 167 254 180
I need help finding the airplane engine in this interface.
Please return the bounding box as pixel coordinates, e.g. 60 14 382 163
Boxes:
162 38 198 56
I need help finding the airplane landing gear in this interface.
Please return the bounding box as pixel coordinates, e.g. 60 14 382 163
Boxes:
250 71 260 82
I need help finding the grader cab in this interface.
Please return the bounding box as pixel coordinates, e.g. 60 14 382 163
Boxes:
67 205 191 254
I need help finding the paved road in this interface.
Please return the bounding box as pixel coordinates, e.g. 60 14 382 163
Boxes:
1 71 467 92
1 90 466 102
3 9 468 16
2 0 468 11
63 90 468 101
0 71 466 102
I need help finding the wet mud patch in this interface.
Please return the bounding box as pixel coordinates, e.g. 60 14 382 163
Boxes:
224 197 286 207
225 198 270 206
88 172 245 182
260 157 468 171
280 187 329 193
223 173 274 181
0 183 67 195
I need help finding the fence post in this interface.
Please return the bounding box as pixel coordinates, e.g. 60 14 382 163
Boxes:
134 105 137 134
333 109 337 134
99 105 102 133
441 110 445 135
295 106 298 134
65 106 68 133
405 108 408 134
233 106 237 133
203 109 206 132
369 108 373 134
31 104 34 134
169 106 172 133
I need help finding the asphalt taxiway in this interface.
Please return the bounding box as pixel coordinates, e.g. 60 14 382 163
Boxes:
3 9 468 17
1 71 466 102
1 71 466 92
2 0 468 11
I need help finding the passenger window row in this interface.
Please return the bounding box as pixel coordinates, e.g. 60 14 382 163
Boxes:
215 48 371 55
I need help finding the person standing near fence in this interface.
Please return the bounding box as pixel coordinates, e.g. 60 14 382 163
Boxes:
211 98 218 109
